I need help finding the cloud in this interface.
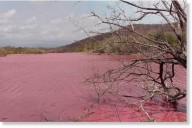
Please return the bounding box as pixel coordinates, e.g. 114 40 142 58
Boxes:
0 9 16 25
1 9 16 19
1 25 16 32
26 16 37 23
50 19 63 24
0 10 98 48
19 24 36 31
29 1 49 5
0 19 9 24
0 2 111 47
65 13 75 20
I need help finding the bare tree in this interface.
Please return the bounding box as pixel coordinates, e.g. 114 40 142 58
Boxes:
76 0 187 121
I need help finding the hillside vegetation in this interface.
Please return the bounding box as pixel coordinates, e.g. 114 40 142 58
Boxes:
50 23 176 54
0 47 46 57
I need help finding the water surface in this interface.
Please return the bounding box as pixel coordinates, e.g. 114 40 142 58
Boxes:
0 53 186 122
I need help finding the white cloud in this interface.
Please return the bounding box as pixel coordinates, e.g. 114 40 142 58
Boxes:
0 4 101 47
19 24 36 30
5 32 33 40
65 13 75 20
1 9 16 19
50 19 63 24
0 11 93 46
0 24 16 32
26 16 37 23
0 19 9 24
29 1 49 5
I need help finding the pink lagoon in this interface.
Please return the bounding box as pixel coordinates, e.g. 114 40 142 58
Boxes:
0 53 186 122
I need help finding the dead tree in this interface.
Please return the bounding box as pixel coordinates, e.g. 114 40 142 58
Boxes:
80 0 186 121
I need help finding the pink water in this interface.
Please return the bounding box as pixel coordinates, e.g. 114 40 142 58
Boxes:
0 53 186 122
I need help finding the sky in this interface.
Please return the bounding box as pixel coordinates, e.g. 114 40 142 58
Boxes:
0 1 166 48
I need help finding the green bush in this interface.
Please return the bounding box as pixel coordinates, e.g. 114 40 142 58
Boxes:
154 31 178 46
1 46 46 55
22 48 46 54
0 48 7 57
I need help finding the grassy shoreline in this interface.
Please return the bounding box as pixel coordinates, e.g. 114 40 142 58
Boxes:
0 47 46 57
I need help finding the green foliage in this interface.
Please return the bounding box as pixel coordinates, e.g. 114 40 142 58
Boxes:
154 31 178 46
0 46 46 56
0 48 7 57
22 48 46 54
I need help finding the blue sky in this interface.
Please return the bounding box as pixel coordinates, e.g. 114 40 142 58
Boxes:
0 1 166 48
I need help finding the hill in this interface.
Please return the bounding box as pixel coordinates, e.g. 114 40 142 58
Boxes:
50 23 175 54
